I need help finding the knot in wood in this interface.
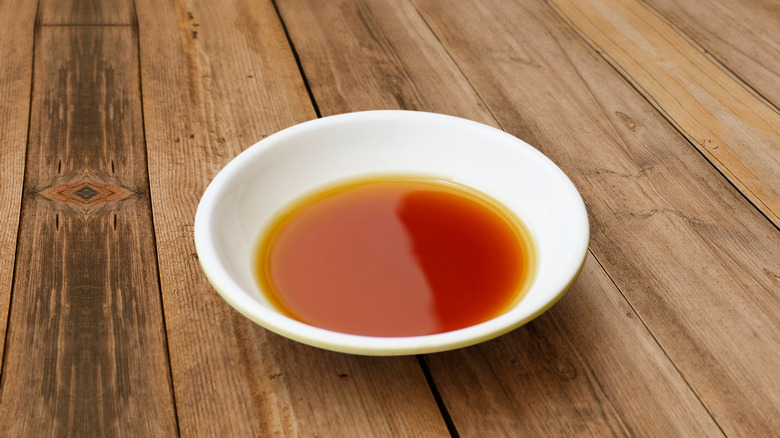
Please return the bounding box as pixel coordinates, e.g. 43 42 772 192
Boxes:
39 180 134 208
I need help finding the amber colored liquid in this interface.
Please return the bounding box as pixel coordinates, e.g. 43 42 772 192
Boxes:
256 177 535 337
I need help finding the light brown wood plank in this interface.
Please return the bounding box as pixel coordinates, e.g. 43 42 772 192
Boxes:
37 0 135 25
427 256 722 436
135 0 449 435
644 0 780 107
277 0 722 435
0 27 177 435
545 0 780 227
0 0 36 378
412 0 780 434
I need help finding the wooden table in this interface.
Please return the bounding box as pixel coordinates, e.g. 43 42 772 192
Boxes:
1 0 778 435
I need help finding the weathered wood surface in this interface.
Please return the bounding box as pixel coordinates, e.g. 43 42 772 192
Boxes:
0 26 177 435
546 0 780 227
644 0 780 107
0 0 36 378
0 0 777 435
135 0 448 435
412 0 780 435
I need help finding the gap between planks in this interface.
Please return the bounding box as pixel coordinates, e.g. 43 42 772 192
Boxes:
407 0 504 132
417 356 461 438
270 0 322 118
132 5 183 435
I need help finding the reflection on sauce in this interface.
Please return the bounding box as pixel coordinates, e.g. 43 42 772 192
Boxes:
256 177 534 337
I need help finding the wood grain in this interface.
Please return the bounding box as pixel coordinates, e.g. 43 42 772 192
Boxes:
277 0 495 121
0 0 36 378
37 0 136 25
545 0 780 227
0 27 177 435
276 0 721 435
412 0 780 434
426 256 722 437
643 0 780 107
135 0 449 435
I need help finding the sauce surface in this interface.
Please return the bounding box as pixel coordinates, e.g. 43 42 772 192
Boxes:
256 178 534 337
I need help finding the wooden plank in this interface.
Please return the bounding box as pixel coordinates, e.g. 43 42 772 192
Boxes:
135 0 449 435
37 0 135 25
0 0 36 377
544 0 780 227
426 256 722 436
643 0 780 107
276 0 722 435
0 27 177 435
411 0 780 434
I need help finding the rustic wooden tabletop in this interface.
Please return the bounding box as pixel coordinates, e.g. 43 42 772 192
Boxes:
1 0 778 436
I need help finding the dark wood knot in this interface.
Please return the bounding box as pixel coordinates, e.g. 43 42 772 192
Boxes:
39 180 134 208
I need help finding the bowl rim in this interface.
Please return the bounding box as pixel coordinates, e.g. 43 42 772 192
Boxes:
194 110 589 355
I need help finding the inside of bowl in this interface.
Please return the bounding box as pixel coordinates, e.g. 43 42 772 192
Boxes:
204 112 588 322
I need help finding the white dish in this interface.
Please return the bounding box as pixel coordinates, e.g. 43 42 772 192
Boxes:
194 110 588 355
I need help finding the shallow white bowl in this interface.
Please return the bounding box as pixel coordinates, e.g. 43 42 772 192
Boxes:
194 110 588 355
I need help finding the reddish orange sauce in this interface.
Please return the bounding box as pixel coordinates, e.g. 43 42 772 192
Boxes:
256 178 534 337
